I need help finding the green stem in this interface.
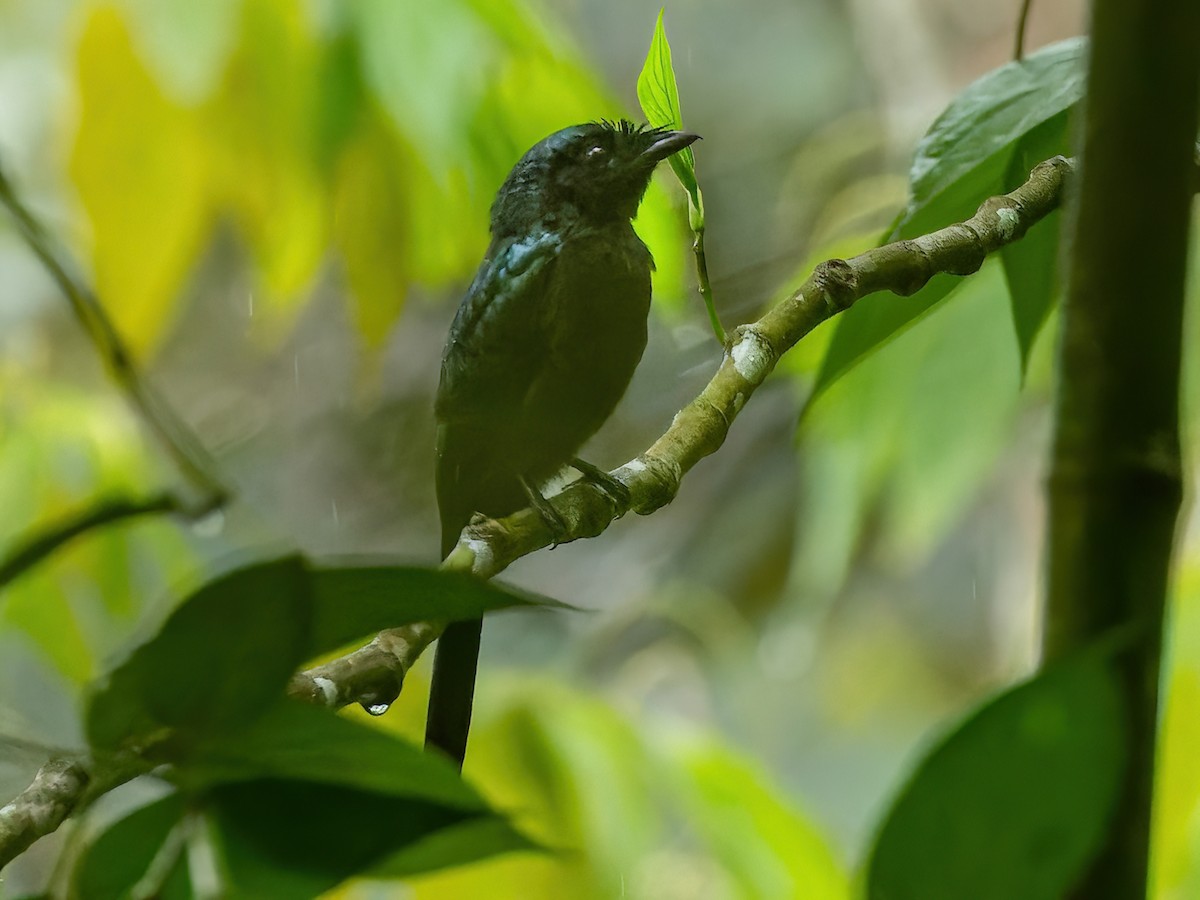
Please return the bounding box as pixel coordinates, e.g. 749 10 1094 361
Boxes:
1042 1 1200 897
692 228 725 345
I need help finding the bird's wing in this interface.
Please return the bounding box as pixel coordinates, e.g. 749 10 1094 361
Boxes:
435 230 563 423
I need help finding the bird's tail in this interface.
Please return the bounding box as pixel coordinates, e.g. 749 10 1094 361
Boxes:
424 617 482 769
425 510 481 770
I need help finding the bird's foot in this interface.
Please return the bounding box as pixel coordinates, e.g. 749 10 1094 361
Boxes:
571 457 631 512
520 476 569 547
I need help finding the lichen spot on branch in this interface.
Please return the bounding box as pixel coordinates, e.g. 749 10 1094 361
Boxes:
729 327 773 386
995 206 1020 241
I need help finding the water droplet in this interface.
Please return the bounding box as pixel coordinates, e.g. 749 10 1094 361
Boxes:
365 702 390 717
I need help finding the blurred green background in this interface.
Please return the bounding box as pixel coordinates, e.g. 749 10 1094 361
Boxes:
3 0 1199 897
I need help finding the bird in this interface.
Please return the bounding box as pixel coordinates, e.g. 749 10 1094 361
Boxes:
426 120 700 769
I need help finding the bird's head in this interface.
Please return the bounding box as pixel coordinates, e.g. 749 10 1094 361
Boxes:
490 120 700 235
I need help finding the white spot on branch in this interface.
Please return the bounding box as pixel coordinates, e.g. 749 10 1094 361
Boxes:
464 537 494 575
312 676 339 706
730 329 773 385
996 206 1020 240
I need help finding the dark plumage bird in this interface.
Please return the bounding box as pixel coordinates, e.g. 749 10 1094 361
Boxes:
426 120 700 768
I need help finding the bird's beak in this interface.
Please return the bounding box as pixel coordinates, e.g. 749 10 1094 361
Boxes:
641 130 701 163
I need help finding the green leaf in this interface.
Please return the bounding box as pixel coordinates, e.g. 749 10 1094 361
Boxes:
86 557 312 750
368 817 541 879
78 704 534 899
1000 111 1071 375
636 9 702 223
810 37 1086 400
307 563 570 658
178 700 485 811
85 556 560 751
72 793 190 900
672 739 850 899
208 780 469 899
190 705 533 897
867 647 1127 900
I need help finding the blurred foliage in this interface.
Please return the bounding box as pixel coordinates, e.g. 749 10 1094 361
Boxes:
66 0 689 354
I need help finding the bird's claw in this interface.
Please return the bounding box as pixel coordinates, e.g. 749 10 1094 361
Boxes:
571 457 631 512
520 476 570 547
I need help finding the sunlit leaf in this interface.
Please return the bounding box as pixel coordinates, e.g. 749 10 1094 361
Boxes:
71 7 212 354
369 818 540 880
350 0 491 175
112 0 241 102
636 9 699 206
1154 669 1200 897
794 261 1019 596
634 179 688 310
205 0 327 321
637 9 704 238
210 780 468 899
333 118 412 345
811 38 1086 399
194 704 531 897
0 375 192 682
672 738 850 899
75 702 534 899
868 646 1127 900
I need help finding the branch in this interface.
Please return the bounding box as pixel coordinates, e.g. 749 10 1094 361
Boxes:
287 622 441 712
0 758 88 869
444 155 1074 578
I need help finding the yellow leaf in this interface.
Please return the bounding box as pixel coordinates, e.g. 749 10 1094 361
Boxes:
70 6 211 355
332 119 411 346
205 0 327 327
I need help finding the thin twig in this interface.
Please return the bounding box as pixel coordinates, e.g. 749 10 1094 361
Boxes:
0 164 229 509
693 228 725 344
1014 0 1035 61
0 493 180 589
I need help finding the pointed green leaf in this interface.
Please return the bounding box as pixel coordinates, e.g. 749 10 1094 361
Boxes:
85 556 567 752
307 562 572 658
636 9 702 224
868 647 1127 900
178 700 484 811
189 704 534 897
86 557 312 750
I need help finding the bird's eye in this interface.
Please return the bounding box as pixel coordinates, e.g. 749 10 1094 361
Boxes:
585 145 606 159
